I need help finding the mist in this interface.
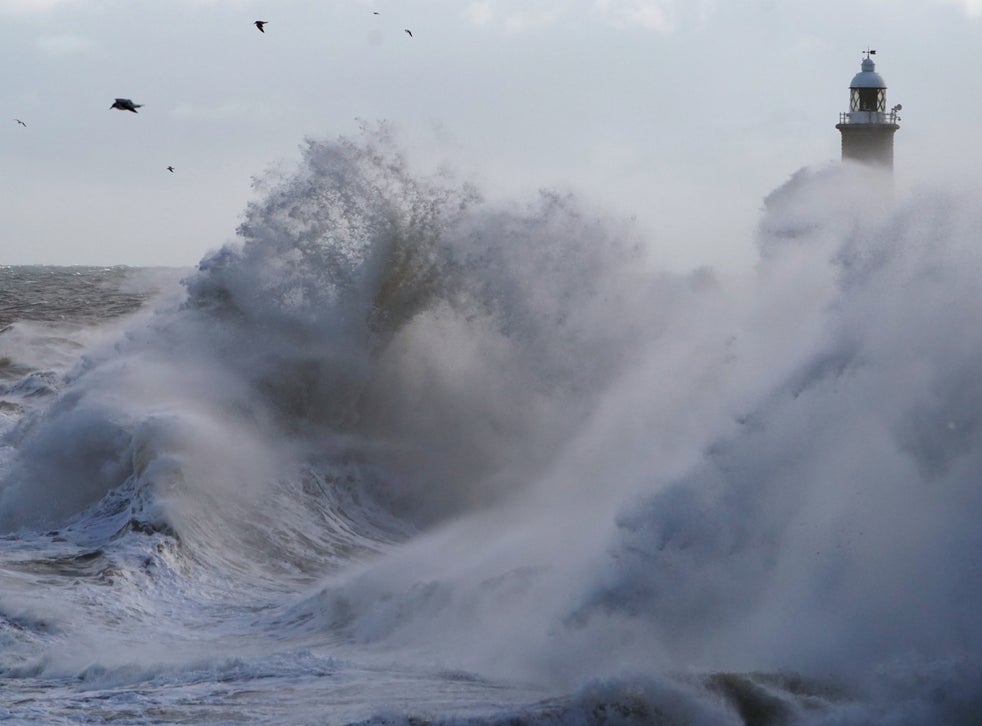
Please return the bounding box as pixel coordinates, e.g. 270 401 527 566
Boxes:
1 128 980 722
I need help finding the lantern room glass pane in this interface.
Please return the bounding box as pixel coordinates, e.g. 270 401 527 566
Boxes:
851 88 888 113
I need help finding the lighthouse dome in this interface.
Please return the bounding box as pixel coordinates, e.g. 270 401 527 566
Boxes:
850 57 886 88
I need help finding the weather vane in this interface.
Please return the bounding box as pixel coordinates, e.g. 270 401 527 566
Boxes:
863 48 877 59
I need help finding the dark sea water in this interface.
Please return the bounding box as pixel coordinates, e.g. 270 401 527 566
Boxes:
0 132 980 724
0 266 170 327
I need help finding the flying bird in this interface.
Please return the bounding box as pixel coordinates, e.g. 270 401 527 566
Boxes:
404 28 413 37
254 20 267 32
167 166 175 173
110 98 142 113
14 119 26 127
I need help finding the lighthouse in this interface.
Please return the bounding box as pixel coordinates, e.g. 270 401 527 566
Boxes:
835 51 900 169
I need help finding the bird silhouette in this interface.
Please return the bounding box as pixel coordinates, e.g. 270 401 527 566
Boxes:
14 119 26 127
167 166 175 173
404 28 413 37
110 98 142 113
255 20 267 32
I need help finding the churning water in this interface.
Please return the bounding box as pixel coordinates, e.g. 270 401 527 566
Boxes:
0 129 980 724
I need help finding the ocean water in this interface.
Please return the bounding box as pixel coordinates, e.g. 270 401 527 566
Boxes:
0 131 980 725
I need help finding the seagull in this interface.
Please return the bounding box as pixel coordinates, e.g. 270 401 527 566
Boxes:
14 119 26 127
254 20 267 32
404 28 413 37
110 98 142 113
166 166 175 173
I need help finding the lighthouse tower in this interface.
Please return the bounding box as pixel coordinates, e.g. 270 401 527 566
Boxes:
835 51 900 169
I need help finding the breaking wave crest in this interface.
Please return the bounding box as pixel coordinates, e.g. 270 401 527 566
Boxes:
0 125 657 557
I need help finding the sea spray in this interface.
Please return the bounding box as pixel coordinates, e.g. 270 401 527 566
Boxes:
0 132 980 723
283 160 982 721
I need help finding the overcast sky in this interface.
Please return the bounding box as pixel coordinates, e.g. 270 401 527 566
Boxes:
2 0 981 272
